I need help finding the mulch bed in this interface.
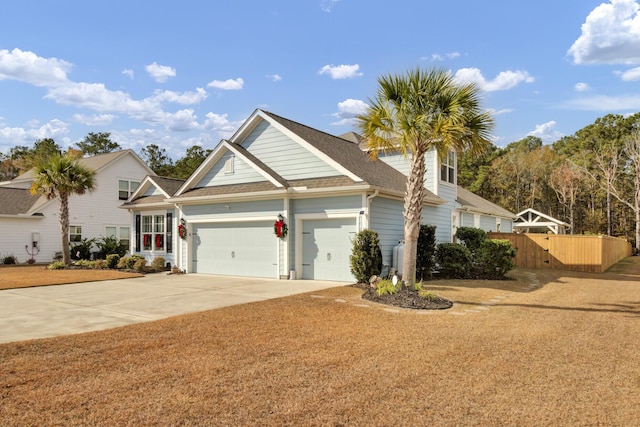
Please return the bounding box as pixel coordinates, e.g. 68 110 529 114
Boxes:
361 285 453 309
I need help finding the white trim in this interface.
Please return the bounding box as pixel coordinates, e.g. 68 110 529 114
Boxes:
294 212 359 279
187 215 275 224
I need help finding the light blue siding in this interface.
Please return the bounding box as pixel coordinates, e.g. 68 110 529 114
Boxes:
378 147 438 193
143 186 163 196
422 204 453 243
241 120 341 180
182 199 284 220
195 151 265 187
369 197 404 270
378 153 409 175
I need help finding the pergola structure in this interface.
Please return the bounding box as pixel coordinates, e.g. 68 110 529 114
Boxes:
513 208 570 234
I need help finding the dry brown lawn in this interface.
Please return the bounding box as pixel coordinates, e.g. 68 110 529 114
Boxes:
0 265 142 290
1 266 640 426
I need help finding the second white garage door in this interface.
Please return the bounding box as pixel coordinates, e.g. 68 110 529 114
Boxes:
192 221 277 278
301 218 356 282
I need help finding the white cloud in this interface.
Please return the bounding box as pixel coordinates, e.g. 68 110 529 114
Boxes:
320 0 340 12
164 109 199 132
527 121 563 143
620 66 640 80
145 62 176 83
0 48 71 87
454 68 534 92
72 113 115 126
425 52 460 61
487 108 514 116
151 88 207 104
122 69 134 79
568 0 640 64
331 98 369 126
318 64 363 79
575 82 591 92
266 74 282 82
565 93 640 110
207 78 244 90
0 119 69 148
203 112 243 138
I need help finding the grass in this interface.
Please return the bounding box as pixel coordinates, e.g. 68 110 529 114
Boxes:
1 267 640 425
0 265 142 290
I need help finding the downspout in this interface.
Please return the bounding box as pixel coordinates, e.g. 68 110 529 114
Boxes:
364 190 379 230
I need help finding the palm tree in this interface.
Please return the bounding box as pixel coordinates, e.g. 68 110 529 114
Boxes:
358 68 494 286
30 153 96 265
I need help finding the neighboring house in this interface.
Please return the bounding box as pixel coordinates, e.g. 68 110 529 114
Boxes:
0 150 154 263
124 109 514 282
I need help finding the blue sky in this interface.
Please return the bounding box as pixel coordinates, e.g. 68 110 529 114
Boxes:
1 0 639 159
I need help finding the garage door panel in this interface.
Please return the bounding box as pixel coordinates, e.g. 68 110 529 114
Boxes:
193 221 276 278
302 218 356 282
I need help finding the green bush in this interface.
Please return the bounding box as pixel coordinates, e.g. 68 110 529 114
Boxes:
455 227 487 255
151 256 166 270
416 225 437 281
349 229 383 283
75 259 95 269
48 261 65 270
375 279 399 296
2 254 18 264
117 256 135 269
96 235 127 259
475 239 516 279
133 258 147 272
106 254 120 269
435 243 472 279
70 238 96 260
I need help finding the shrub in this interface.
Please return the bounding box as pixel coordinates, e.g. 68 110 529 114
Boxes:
117 256 135 269
416 225 437 281
93 259 107 269
106 254 120 269
53 251 63 262
435 243 472 279
96 235 127 259
48 261 65 270
151 256 166 270
133 258 147 272
455 227 487 255
349 229 383 283
75 259 95 269
375 279 399 296
70 238 96 260
475 239 517 279
2 254 18 264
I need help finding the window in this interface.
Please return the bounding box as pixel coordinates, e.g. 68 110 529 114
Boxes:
440 151 455 184
119 179 140 200
142 214 165 251
105 226 130 251
69 225 82 243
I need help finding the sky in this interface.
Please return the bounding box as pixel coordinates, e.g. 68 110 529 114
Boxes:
1 0 640 160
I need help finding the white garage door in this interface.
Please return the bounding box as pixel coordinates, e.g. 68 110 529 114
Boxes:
192 221 277 278
302 218 356 282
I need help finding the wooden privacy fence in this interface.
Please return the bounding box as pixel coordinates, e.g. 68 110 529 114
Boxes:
487 232 632 273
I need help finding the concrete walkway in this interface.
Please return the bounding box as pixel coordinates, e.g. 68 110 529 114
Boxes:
0 274 345 344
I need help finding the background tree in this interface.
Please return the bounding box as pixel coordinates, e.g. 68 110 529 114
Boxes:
550 161 584 234
75 132 121 156
358 68 493 286
174 146 212 179
29 154 96 265
141 144 175 177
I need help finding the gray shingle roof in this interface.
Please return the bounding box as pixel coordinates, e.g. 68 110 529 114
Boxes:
262 111 442 203
149 176 185 196
457 186 515 218
0 187 42 215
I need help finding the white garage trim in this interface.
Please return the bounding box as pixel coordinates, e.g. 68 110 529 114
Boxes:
294 212 359 279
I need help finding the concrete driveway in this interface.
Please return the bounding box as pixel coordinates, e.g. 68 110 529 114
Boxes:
0 273 345 344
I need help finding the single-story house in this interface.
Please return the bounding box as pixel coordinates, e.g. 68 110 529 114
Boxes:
123 109 514 281
0 150 154 263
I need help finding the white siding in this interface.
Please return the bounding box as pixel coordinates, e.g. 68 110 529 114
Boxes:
2 216 51 264
195 151 265 187
241 120 341 180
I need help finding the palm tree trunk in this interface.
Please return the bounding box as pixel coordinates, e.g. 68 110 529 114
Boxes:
402 147 426 287
59 192 71 265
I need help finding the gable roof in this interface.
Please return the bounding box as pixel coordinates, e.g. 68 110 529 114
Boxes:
0 187 42 216
513 208 569 234
122 175 185 207
456 186 515 218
